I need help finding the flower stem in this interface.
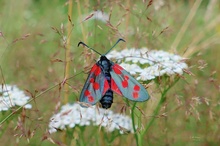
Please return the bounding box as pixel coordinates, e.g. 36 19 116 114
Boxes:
139 77 180 145
131 102 139 146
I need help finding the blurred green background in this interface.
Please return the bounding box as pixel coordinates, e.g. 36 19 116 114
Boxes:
0 0 220 145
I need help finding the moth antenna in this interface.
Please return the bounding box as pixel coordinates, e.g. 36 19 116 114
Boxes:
78 41 102 56
104 38 126 55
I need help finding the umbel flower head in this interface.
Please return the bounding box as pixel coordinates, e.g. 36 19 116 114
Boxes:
106 48 188 81
49 103 134 134
0 84 32 111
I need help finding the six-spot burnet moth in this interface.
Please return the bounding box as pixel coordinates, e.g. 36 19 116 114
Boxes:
78 39 150 109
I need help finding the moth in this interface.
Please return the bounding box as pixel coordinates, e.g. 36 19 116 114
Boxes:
78 39 150 109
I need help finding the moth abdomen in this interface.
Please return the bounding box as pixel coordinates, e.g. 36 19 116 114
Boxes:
100 90 113 109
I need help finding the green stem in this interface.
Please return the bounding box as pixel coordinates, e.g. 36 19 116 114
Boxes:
131 102 139 146
80 127 86 146
140 77 180 144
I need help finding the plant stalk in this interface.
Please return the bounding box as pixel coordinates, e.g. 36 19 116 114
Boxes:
64 0 73 104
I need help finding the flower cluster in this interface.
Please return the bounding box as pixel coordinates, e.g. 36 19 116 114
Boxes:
0 84 32 111
106 48 188 81
49 103 134 134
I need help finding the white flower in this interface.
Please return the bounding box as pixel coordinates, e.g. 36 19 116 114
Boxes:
0 84 32 111
137 64 163 80
81 10 109 23
120 63 143 75
106 50 123 61
93 10 109 22
106 48 188 81
49 103 134 134
153 0 165 11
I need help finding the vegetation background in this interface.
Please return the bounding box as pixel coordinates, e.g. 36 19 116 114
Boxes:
0 0 220 145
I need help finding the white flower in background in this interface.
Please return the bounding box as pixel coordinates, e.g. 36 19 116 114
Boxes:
93 10 109 22
120 63 143 75
153 0 165 11
81 10 109 23
106 48 188 81
49 103 134 134
137 64 162 81
0 84 32 111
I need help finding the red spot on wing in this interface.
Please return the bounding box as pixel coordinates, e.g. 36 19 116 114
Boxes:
122 80 128 88
90 78 94 83
112 64 123 74
124 75 129 80
132 92 139 99
115 64 124 70
84 90 90 96
111 79 122 95
103 79 110 95
94 67 101 76
90 64 97 73
88 95 94 102
90 64 101 76
93 82 100 90
134 85 140 91
113 67 121 74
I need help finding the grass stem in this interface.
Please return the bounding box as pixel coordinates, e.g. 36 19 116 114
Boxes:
171 0 202 52
64 0 73 104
